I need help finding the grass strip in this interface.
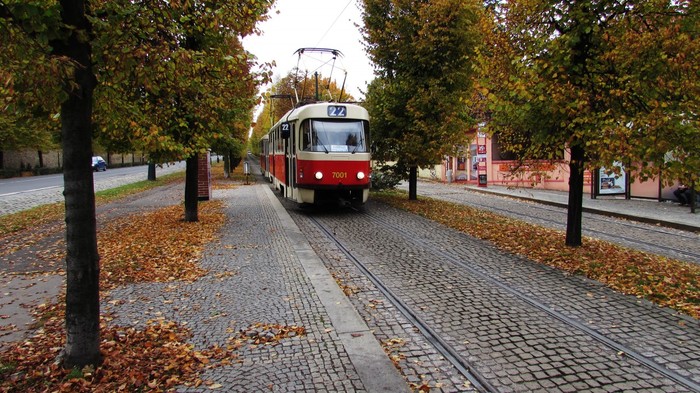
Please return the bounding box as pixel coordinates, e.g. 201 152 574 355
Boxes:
0 170 184 237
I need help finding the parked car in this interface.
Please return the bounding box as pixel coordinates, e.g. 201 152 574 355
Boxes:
92 156 107 171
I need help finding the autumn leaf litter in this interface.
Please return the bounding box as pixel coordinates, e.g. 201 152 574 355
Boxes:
2 175 697 392
376 191 699 319
0 168 306 392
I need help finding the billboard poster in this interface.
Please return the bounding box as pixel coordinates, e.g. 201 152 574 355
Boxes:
598 162 627 195
457 157 466 171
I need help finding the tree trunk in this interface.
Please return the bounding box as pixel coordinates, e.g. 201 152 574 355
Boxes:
223 151 230 179
147 162 156 181
566 144 585 247
53 0 101 368
408 165 418 200
184 154 199 222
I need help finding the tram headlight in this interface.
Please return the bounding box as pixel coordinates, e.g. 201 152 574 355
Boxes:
315 171 323 180
356 171 366 180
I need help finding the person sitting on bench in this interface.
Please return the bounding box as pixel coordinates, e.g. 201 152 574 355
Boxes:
674 184 694 206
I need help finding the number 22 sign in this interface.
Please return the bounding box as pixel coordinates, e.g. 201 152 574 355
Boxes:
327 106 347 117
281 122 290 138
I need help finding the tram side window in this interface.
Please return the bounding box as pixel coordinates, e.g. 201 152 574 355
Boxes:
301 120 311 151
276 129 283 153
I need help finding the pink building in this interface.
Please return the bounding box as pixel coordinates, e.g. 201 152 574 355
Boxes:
422 133 680 201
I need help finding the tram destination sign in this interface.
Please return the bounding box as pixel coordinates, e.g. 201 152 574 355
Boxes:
327 105 347 117
281 122 290 138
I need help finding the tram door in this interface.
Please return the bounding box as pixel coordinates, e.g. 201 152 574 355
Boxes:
289 122 296 200
282 121 295 200
270 132 276 185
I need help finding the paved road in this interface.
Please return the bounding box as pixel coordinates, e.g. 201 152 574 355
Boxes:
0 162 185 216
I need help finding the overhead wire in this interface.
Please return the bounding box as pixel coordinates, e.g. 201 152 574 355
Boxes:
315 0 355 47
294 0 355 102
318 0 355 100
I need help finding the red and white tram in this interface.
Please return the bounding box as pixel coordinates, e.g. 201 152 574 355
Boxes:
264 102 371 207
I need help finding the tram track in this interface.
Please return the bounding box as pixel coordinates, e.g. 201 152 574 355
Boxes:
296 202 700 392
309 214 497 393
364 210 700 391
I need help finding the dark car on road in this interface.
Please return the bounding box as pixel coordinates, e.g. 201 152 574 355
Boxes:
92 156 107 171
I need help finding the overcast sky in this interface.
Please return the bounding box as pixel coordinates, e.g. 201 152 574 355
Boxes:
242 0 375 101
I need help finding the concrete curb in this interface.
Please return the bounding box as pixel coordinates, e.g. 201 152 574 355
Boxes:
466 187 700 234
262 186 410 393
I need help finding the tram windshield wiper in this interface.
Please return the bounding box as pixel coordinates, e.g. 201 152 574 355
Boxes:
312 121 330 153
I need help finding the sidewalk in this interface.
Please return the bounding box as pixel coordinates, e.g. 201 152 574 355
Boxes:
462 184 700 233
101 184 409 392
1 181 409 392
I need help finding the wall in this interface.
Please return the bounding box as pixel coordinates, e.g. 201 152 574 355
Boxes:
2 149 146 171
2 149 62 170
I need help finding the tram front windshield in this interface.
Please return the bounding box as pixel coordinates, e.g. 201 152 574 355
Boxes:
302 120 367 153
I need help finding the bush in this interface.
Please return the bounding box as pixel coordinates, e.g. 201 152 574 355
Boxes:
34 167 63 176
0 169 20 178
371 164 403 190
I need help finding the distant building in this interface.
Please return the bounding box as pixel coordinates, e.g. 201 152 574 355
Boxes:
421 132 680 201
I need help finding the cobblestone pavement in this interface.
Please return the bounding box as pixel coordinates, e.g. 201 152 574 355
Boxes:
286 204 478 393
2 177 409 391
400 179 700 231
0 184 64 216
399 181 700 264
288 200 700 392
103 185 408 392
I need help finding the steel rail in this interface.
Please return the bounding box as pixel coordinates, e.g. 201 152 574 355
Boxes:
308 215 499 393
364 210 700 392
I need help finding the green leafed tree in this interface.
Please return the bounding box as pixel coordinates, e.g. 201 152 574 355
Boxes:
477 0 699 246
598 1 699 207
0 3 62 159
1 0 102 367
361 0 482 199
90 0 273 222
1 0 273 369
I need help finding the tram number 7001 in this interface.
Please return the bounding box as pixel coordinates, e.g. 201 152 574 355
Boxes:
332 172 348 179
